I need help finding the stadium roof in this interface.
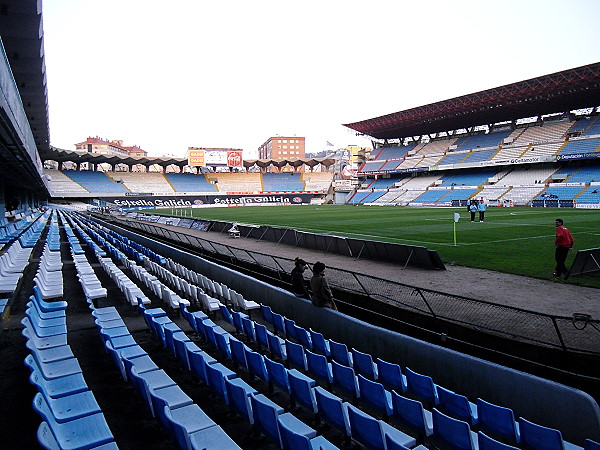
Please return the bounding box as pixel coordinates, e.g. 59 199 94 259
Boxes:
343 62 600 140
0 0 50 153
40 147 187 168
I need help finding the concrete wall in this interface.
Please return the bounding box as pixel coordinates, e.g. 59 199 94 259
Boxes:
101 217 600 444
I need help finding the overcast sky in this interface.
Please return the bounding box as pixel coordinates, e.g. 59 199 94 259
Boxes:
42 0 600 158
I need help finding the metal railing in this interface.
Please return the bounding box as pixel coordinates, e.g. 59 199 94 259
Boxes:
109 215 600 356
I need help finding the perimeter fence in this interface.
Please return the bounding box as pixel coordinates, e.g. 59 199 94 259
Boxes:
110 215 600 356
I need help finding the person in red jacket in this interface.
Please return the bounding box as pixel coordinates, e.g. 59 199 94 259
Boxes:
554 218 574 280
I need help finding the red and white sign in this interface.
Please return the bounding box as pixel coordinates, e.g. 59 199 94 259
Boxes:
227 151 243 167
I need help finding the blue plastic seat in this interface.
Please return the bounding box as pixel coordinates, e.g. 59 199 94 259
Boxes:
21 324 67 350
28 352 83 381
438 385 478 426
189 424 242 449
330 339 352 367
205 362 237 405
214 330 232 360
477 398 520 444
121 352 159 384
39 389 102 423
27 362 88 399
260 304 273 324
162 403 217 450
219 304 233 324
305 349 333 387
188 346 217 383
376 358 407 393
163 323 185 355
25 341 74 364
265 356 290 394
201 320 220 349
190 310 208 335
284 317 298 341
346 403 416 450
255 323 270 352
517 416 580 450
309 328 331 357
173 332 193 365
129 367 177 413
314 386 351 439
331 360 360 401
357 375 393 417
267 332 287 361
295 325 313 350
229 337 249 371
285 339 307 371
241 316 256 342
149 384 193 424
351 348 378 380
224 377 258 424
288 369 318 413
272 312 286 336
231 311 247 336
479 431 520 450
405 367 439 407
250 393 286 446
279 416 339 449
432 408 477 450
391 390 433 440
32 392 115 450
245 348 269 383
142 308 167 331
586 439 600 450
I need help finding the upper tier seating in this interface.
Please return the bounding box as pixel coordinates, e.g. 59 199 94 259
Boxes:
568 117 595 134
372 145 415 161
455 129 512 151
510 119 573 145
45 170 90 196
112 172 174 193
460 149 498 164
165 173 217 192
438 151 470 165
209 172 262 192
582 117 600 136
262 172 305 191
414 137 458 156
521 141 564 158
360 161 385 173
63 170 128 193
380 160 403 171
491 145 528 161
558 138 600 155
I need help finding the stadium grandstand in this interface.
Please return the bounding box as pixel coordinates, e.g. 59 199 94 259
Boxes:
343 65 600 208
1 2 600 449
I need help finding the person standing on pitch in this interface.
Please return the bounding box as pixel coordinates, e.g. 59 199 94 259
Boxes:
478 199 487 222
554 218 574 280
468 200 478 222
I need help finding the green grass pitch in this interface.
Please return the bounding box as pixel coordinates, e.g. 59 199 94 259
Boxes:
152 205 600 288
